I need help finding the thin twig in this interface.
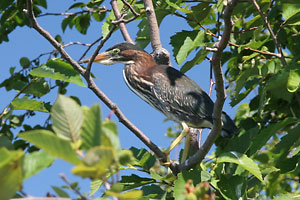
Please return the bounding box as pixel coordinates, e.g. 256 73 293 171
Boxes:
177 0 238 173
60 174 87 200
249 0 287 66
121 0 140 16
37 8 108 17
25 0 167 165
174 12 281 58
78 36 103 62
111 0 134 43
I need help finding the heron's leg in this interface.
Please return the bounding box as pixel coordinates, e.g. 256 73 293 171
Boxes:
165 122 190 155
181 131 191 163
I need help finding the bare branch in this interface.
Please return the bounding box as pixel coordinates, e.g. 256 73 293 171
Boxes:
25 0 167 165
121 0 140 17
249 0 287 66
176 0 238 173
37 8 108 17
111 0 134 43
143 0 161 50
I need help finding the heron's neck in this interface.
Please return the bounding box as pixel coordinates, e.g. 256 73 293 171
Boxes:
129 51 156 76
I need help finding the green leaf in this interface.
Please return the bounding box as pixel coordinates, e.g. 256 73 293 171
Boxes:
180 49 208 73
0 148 24 200
72 146 115 179
273 193 300 200
24 78 50 97
90 179 103 196
30 59 85 87
282 3 300 22
0 0 14 10
248 118 296 155
130 147 156 170
19 130 81 164
105 190 143 199
51 95 84 142
81 105 102 150
19 57 30 68
23 151 55 179
102 120 120 151
52 186 70 197
61 15 76 32
287 68 300 92
74 14 90 34
174 169 202 199
217 151 263 182
120 174 155 191
141 185 165 199
165 0 192 13
217 175 247 200
170 30 206 65
11 96 50 112
35 0 47 9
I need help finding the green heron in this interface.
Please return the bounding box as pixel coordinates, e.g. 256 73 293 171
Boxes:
81 42 238 161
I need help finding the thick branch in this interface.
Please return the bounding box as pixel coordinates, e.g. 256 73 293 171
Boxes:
111 0 134 44
177 0 238 173
249 0 287 66
25 0 166 163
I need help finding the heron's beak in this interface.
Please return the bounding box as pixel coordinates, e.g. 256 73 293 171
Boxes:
80 52 112 64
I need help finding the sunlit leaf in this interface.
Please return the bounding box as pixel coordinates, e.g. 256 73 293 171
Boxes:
0 148 24 200
11 96 50 112
51 95 84 142
30 59 85 87
81 105 102 150
19 130 81 164
23 151 55 179
105 190 143 199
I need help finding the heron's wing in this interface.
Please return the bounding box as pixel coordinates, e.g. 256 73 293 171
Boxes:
151 66 214 123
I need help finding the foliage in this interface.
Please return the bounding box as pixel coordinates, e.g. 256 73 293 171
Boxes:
1 0 300 199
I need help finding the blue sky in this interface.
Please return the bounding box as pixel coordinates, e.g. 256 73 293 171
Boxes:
1 0 237 197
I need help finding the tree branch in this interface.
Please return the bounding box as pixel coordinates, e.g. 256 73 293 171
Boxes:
25 0 166 164
143 0 171 66
176 0 238 173
111 0 134 44
249 0 287 66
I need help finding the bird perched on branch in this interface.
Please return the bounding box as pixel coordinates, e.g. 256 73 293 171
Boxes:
81 42 238 161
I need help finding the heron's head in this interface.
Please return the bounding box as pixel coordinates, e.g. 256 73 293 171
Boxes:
81 42 146 65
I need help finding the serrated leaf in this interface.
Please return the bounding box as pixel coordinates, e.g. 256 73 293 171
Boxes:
30 59 85 87
287 69 300 92
51 95 84 142
0 148 24 200
23 151 55 179
19 130 81 164
90 179 103 196
81 105 102 150
217 151 263 182
11 96 50 112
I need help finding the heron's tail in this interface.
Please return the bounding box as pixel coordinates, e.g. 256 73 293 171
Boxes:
220 112 238 137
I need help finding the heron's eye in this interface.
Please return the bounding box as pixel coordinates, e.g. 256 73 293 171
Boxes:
112 48 120 54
